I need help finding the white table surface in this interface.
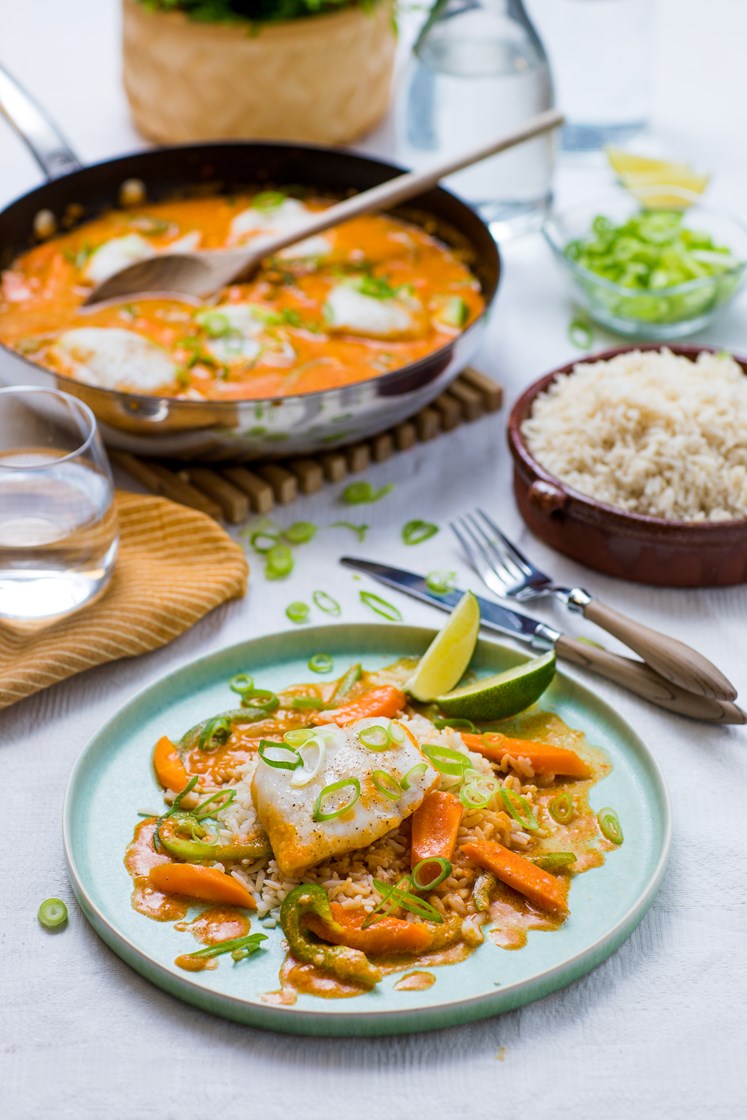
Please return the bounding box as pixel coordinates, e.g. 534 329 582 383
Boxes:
2 2 746 1117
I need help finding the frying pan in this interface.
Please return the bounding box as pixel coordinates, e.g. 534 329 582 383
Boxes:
0 66 500 462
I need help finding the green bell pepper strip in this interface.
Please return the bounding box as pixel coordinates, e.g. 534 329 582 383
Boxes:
472 870 497 912
157 813 272 863
279 884 381 989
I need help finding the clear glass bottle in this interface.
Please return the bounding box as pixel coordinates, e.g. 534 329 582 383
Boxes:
395 0 555 238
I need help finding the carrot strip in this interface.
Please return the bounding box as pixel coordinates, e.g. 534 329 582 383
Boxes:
411 791 464 875
153 735 189 792
305 903 433 956
462 732 591 779
149 864 255 909
315 686 406 727
461 839 568 914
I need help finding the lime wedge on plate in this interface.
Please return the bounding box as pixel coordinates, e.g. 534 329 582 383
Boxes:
405 591 480 702
435 650 556 721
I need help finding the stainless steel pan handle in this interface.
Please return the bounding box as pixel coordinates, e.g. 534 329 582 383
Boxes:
0 63 82 179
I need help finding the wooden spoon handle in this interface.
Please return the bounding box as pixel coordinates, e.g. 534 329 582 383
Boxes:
250 108 564 260
581 598 737 701
556 636 745 723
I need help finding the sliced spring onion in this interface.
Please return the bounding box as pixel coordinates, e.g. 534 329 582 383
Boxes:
402 519 439 546
422 743 470 777
411 858 452 891
284 521 317 545
359 590 403 621
183 932 267 961
290 738 327 789
193 789 236 821
308 653 334 674
312 777 361 822
358 723 391 750
341 481 393 505
312 590 342 616
286 601 310 625
283 728 316 747
389 721 406 745
400 762 428 790
531 852 577 871
371 770 401 801
568 314 594 350
370 878 443 924
250 531 279 554
548 792 575 825
425 569 457 595
198 716 232 752
331 520 369 542
240 688 279 715
598 806 624 845
258 740 302 770
500 787 540 832
433 717 477 732
288 696 326 711
229 672 254 697
38 898 68 930
330 662 361 701
265 544 294 580
166 775 199 816
460 768 499 810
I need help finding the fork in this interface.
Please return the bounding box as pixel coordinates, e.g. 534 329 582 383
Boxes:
450 507 738 702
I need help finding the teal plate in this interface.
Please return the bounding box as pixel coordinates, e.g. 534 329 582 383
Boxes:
64 624 671 1036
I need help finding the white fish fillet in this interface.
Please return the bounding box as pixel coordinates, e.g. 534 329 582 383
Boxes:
83 234 155 285
324 283 425 340
229 198 331 260
50 327 177 391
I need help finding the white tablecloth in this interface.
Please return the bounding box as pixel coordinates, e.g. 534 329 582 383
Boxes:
2 2 745 1117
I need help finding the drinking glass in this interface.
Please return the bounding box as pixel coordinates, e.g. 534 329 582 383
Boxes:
0 387 118 622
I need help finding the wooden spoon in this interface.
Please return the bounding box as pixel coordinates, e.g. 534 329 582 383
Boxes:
84 108 563 306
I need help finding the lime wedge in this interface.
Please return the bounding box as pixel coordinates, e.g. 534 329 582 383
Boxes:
435 650 556 721
405 592 480 702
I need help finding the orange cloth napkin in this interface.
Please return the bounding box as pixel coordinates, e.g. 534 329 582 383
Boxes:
0 491 248 710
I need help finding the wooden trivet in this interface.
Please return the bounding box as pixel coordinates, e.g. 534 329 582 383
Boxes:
112 366 502 524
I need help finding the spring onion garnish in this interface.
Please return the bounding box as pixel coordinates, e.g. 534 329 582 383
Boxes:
198 716 232 753
240 688 280 715
411 858 452 891
258 740 302 770
265 544 294 580
183 932 267 961
38 898 68 930
283 728 316 747
422 743 470 777
402 519 439 546
250 530 279 554
229 673 254 697
341 481 393 505
308 653 334 674
289 696 326 711
460 769 499 810
400 762 428 790
283 521 317 545
312 777 361 822
425 570 457 595
166 775 199 816
193 789 236 821
286 601 310 625
331 521 369 542
358 723 391 750
368 878 443 925
532 852 577 871
548 792 575 825
598 806 624 845
500 787 540 832
312 590 342 616
371 770 401 801
330 663 361 701
359 591 403 621
290 737 327 789
433 717 477 732
568 315 594 350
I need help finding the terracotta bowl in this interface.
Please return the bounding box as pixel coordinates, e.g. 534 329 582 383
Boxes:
507 344 747 588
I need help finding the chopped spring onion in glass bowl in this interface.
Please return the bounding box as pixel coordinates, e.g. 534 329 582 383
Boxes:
543 185 747 339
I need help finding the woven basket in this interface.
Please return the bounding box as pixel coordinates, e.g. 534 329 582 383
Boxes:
122 0 397 145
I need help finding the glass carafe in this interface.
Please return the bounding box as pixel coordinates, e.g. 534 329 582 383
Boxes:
395 0 555 238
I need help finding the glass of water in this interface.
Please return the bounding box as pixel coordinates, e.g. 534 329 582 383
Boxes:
0 387 118 622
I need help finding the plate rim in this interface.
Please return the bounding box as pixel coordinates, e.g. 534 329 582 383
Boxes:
63 622 672 1036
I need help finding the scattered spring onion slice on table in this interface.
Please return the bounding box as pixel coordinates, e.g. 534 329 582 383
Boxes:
402 519 439 546
341 481 394 505
598 806 624 844
312 777 361 822
568 314 594 349
250 531 280 554
312 590 342 616
283 521 317 544
258 741 302 770
548 791 575 825
411 858 452 891
182 932 267 962
359 590 403 621
500 787 540 831
425 569 457 595
265 544 294 580
371 769 402 801
286 601 310 625
308 653 334 674
332 521 369 542
38 898 68 930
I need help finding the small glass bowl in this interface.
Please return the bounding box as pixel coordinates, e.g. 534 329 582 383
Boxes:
543 185 747 339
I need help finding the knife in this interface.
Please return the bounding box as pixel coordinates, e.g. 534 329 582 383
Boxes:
340 557 746 724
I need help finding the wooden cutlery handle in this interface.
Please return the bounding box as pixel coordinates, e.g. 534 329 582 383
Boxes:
581 598 737 702
556 636 745 724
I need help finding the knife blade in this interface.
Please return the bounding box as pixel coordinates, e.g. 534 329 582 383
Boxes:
340 556 746 725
